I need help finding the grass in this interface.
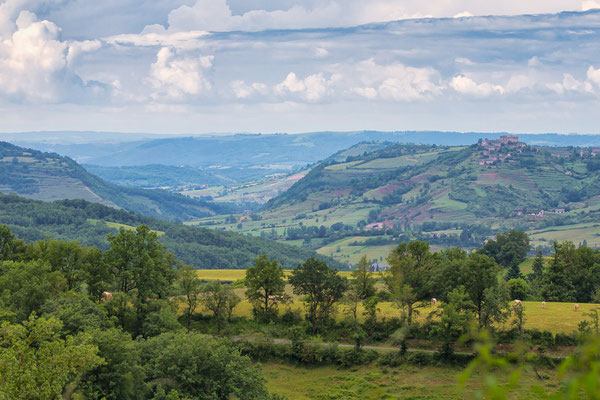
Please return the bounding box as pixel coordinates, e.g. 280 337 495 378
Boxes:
193 270 596 334
87 219 165 236
262 361 559 399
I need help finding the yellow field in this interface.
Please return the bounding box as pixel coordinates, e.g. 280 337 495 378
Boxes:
190 272 598 335
195 269 384 281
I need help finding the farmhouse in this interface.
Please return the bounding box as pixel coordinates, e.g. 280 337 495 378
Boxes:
370 262 391 272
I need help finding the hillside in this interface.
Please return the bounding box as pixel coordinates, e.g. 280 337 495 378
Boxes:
191 139 600 263
10 131 600 169
0 193 341 269
0 141 234 221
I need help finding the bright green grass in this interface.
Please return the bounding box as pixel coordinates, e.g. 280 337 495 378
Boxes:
527 223 600 247
262 361 558 399
87 219 165 236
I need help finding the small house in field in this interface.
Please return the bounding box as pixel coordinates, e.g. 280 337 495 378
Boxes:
555 208 566 214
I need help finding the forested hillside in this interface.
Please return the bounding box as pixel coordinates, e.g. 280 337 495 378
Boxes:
0 193 341 269
0 141 233 221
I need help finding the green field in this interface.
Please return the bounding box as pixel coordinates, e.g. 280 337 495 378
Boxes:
263 362 558 399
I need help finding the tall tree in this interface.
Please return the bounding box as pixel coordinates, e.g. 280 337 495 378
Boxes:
542 241 575 302
83 247 113 303
0 315 102 400
200 281 240 334
289 257 347 333
105 225 178 336
351 255 376 300
178 265 202 331
386 241 437 325
480 230 530 268
0 225 14 261
461 253 502 326
245 254 287 321
531 250 545 282
41 239 87 290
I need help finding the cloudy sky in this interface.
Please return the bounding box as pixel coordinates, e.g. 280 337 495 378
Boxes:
1 0 600 134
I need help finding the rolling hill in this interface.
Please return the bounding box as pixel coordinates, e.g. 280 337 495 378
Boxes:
9 131 600 169
0 141 234 222
0 193 342 269
190 138 600 263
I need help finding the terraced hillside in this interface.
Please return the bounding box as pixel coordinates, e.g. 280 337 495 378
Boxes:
191 140 600 263
0 141 232 221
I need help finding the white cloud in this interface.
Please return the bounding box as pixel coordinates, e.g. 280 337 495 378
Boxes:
0 11 68 101
587 66 600 86
506 74 536 93
107 25 209 48
231 80 268 98
275 72 338 101
547 73 593 94
528 57 541 67
314 47 328 58
582 0 600 10
450 75 505 97
148 47 214 100
153 0 587 33
347 59 442 101
454 11 474 18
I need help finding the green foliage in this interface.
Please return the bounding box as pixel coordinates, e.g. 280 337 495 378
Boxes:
290 257 348 333
508 278 531 301
178 265 202 331
480 230 531 268
245 254 287 321
141 332 271 400
430 286 474 357
351 255 376 300
200 281 240 334
0 193 342 269
386 241 437 325
0 260 67 321
0 315 103 400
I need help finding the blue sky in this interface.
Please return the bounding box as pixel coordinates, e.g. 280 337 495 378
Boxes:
1 0 600 134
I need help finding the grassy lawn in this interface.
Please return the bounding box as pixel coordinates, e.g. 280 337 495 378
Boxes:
262 361 559 399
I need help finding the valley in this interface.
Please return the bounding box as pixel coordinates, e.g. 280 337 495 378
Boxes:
188 137 600 264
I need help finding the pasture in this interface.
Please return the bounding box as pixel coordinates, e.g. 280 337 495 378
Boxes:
263 362 558 400
193 270 596 334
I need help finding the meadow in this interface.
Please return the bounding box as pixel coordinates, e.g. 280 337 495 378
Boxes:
262 362 560 400
195 269 595 334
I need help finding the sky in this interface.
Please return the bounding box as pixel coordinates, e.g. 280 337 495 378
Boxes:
1 0 600 134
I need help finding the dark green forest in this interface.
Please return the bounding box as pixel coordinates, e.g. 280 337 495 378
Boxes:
0 193 342 269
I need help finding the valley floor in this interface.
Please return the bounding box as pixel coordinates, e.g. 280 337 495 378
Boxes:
262 362 559 399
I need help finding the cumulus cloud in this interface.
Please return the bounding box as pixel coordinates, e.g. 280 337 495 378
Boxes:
450 76 505 97
547 73 593 94
231 80 268 98
275 72 339 101
148 47 214 100
0 11 68 101
349 59 442 101
587 66 600 85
